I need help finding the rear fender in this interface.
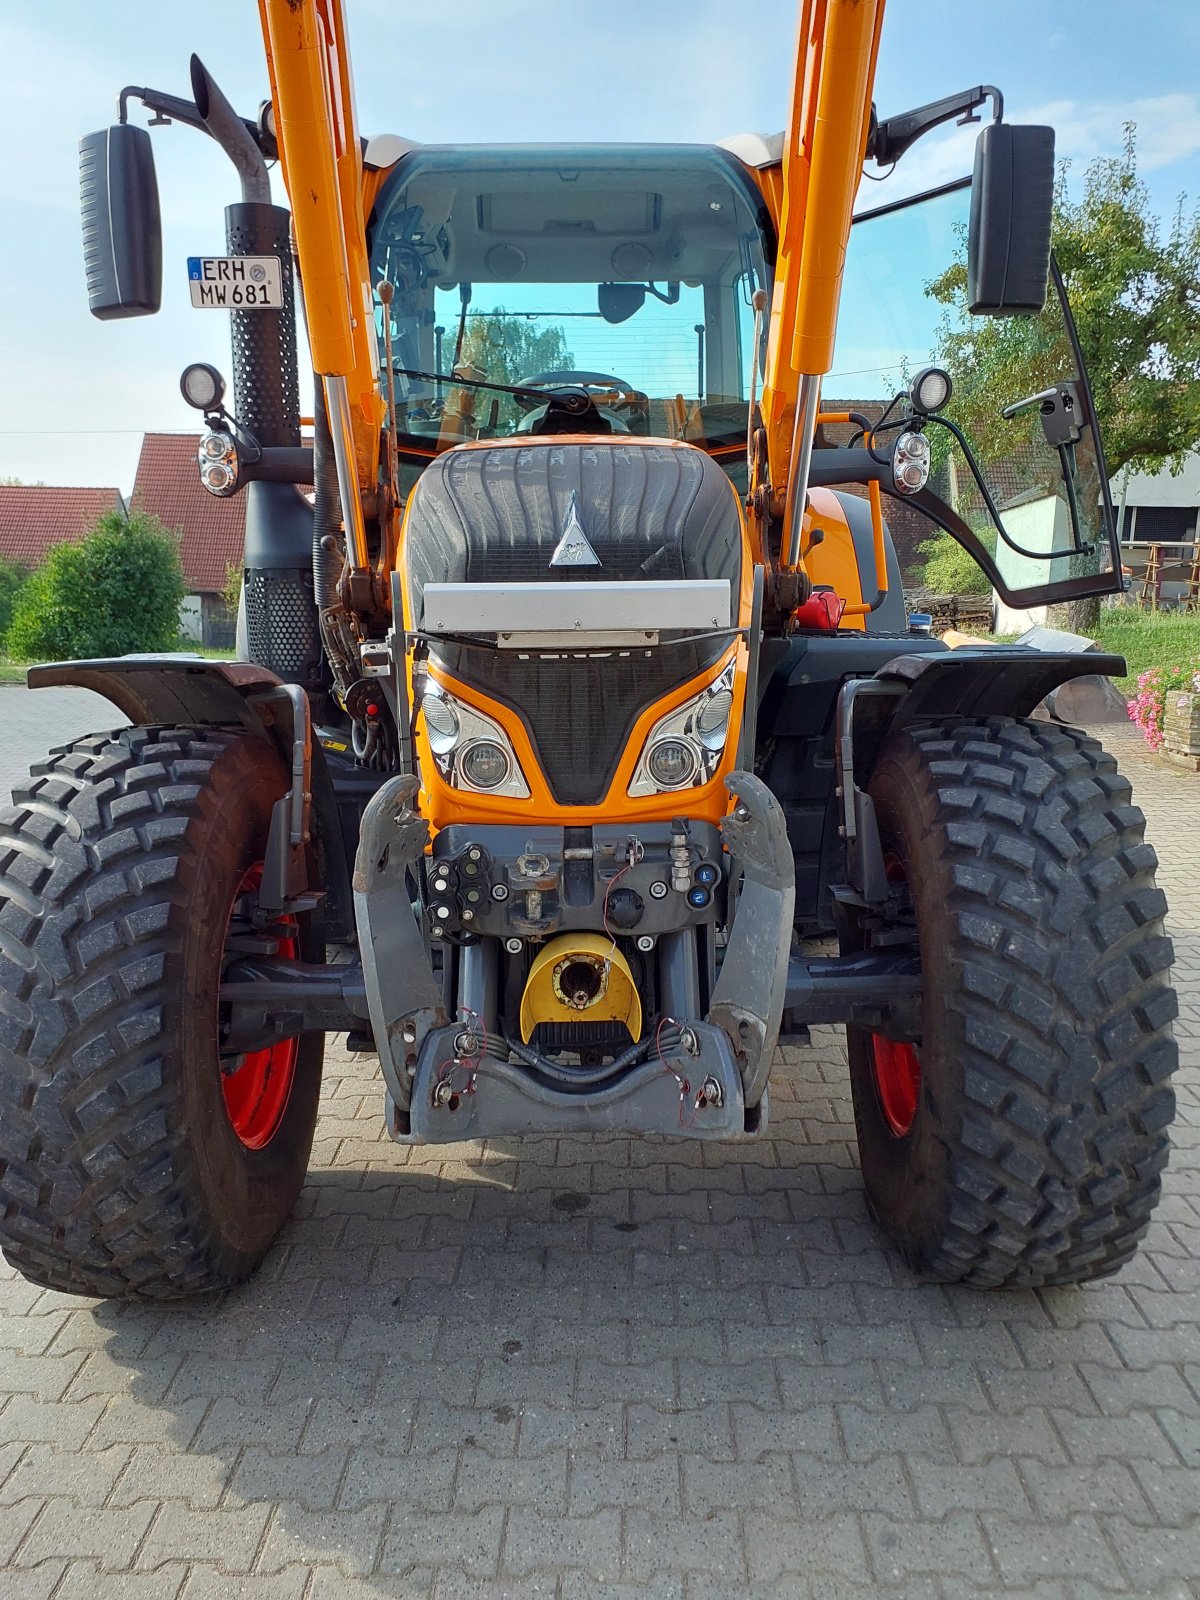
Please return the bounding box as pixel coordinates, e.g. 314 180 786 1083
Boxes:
835 647 1126 904
26 656 353 938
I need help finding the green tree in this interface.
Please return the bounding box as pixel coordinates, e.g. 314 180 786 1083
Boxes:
455 312 575 431
0 558 30 642
458 312 574 386
6 508 185 662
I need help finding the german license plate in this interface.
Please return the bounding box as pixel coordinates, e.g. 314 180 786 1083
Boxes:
187 255 283 309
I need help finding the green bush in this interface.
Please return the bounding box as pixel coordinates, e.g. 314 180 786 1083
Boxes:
916 530 992 597
0 557 30 641
5 509 185 662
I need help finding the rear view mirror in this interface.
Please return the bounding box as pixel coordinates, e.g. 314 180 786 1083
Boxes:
599 283 646 324
967 123 1054 317
79 124 162 319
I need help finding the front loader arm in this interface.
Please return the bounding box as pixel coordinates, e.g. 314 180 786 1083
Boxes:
258 0 382 572
760 0 885 572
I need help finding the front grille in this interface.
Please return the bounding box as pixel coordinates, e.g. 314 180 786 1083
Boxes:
405 439 743 805
437 637 725 806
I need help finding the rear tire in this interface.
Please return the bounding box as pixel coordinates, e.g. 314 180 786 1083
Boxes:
0 726 324 1299
847 717 1177 1287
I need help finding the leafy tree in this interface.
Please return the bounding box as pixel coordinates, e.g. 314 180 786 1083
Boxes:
6 509 185 662
222 562 243 620
0 558 30 643
455 312 575 431
457 312 574 386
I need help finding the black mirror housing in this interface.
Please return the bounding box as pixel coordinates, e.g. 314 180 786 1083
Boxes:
967 123 1054 317
598 283 646 324
79 124 163 319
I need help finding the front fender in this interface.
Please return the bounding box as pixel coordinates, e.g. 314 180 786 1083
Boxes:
835 646 1127 904
27 655 353 939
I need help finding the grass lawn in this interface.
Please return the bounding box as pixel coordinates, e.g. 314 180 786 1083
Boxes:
0 659 27 685
1092 609 1200 691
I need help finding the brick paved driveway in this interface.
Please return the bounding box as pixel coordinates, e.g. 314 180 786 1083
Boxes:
1 695 1197 1599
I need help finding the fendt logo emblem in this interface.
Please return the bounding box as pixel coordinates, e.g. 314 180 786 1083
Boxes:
549 491 601 568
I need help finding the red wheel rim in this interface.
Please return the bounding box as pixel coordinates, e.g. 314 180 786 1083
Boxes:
220 863 299 1149
870 1033 921 1137
869 848 921 1138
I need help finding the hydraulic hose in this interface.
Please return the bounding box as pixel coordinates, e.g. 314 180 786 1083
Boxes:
312 386 342 609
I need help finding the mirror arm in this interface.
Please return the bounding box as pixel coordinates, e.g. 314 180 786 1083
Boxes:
118 84 266 155
928 411 1087 562
871 85 1003 167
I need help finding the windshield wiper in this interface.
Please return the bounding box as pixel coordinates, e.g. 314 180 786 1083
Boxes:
390 366 566 405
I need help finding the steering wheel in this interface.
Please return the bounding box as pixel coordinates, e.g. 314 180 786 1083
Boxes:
517 369 648 432
521 369 632 391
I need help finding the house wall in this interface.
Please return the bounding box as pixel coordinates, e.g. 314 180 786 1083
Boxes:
178 594 235 650
178 596 204 643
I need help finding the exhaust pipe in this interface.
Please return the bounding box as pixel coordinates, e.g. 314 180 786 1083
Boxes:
191 55 319 691
190 55 270 205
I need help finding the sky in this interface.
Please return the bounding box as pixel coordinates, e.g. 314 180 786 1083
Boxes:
1 0 1198 494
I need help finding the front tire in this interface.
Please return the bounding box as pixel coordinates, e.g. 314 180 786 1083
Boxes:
0 725 324 1298
847 717 1177 1287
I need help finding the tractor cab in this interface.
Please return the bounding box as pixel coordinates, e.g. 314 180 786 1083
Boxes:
366 144 771 472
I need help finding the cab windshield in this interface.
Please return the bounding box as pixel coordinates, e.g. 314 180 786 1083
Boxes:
367 146 771 457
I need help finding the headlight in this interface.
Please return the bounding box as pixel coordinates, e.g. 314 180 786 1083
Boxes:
197 430 238 497
421 690 460 754
892 430 930 495
419 682 529 798
629 659 736 797
459 739 512 791
646 738 698 789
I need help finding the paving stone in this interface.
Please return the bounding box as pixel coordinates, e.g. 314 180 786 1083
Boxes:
257 1503 388 1575
571 1451 680 1514
519 1403 623 1460
55 1563 189 1599
502 1508 621 1579
136 1504 272 1572
838 1403 951 1463
310 1568 434 1599
457 1447 567 1514
744 1510 870 1586
0 1395 106 1451
180 1569 309 1600
864 1512 994 1587
109 1445 233 1512
230 1445 349 1511
625 1509 744 1583
0 1442 129 1508
14 1499 157 1570
793 1454 914 1518
981 1513 1122 1587
381 1505 505 1580
89 1397 209 1451
0 1499 43 1565
0 1563 69 1600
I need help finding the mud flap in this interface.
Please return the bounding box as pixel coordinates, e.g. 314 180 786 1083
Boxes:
352 774 447 1116
707 772 795 1109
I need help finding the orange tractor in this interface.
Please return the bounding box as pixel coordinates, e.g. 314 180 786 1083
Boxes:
0 0 1175 1296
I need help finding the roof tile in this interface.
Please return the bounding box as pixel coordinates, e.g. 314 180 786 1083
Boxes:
131 433 247 593
0 486 124 569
